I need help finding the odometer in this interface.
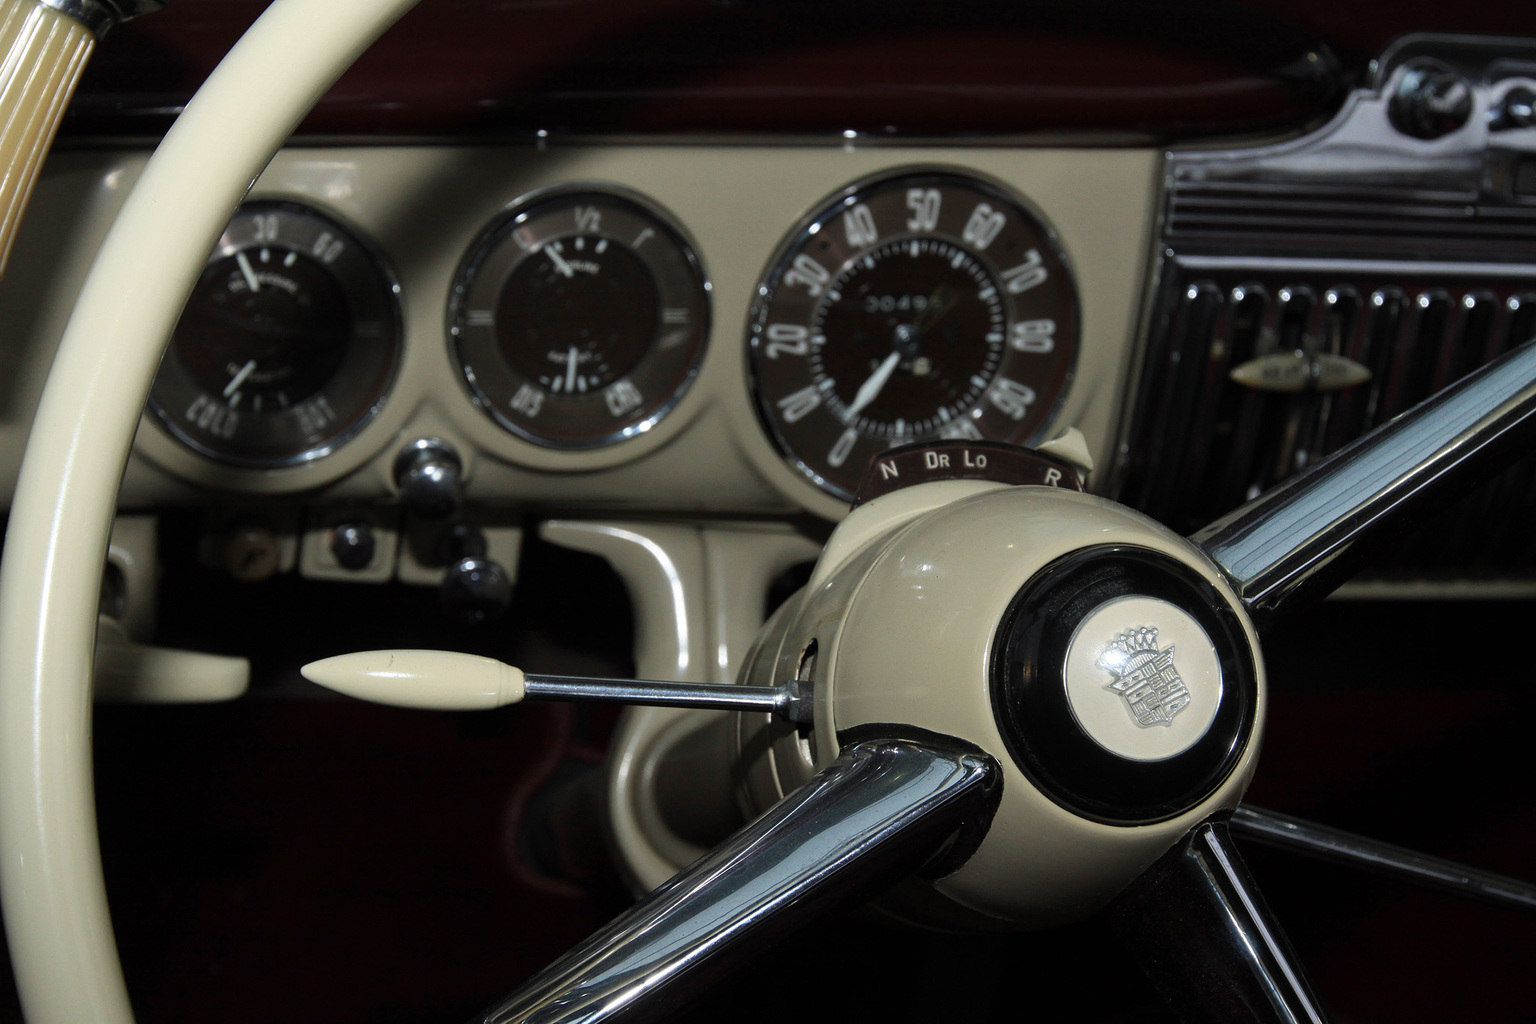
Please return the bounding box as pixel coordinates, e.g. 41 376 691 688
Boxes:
748 170 1078 500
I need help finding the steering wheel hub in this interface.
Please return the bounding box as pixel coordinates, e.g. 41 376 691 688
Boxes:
739 483 1266 927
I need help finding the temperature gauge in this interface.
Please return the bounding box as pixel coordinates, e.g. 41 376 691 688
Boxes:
148 202 402 467
449 188 710 448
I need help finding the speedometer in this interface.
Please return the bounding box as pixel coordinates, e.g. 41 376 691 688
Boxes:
748 170 1078 500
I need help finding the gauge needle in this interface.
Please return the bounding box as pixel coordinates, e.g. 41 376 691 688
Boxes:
223 359 257 398
544 243 575 279
845 350 902 419
565 346 579 393
235 251 261 292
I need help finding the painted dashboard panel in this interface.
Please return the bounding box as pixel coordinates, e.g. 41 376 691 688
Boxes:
0 144 1157 517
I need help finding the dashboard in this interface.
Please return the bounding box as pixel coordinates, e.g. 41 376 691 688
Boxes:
2 144 1153 522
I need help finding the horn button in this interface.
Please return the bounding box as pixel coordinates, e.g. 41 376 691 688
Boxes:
990 546 1256 825
1068 599 1223 759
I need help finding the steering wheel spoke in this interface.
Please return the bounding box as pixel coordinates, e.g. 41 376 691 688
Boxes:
476 736 999 1024
1230 805 1536 912
1192 338 1536 626
1108 819 1331 1024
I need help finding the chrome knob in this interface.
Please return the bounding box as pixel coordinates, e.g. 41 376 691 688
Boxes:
393 438 463 520
1389 61 1473 140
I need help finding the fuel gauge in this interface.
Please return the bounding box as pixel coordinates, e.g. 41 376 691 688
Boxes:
449 188 710 448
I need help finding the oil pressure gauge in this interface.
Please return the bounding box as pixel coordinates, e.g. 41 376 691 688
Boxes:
448 187 710 448
148 201 402 467
749 170 1078 501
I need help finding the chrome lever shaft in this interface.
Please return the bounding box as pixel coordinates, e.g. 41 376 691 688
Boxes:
522 673 813 723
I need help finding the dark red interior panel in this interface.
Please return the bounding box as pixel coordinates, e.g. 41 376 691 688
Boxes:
69 0 1526 142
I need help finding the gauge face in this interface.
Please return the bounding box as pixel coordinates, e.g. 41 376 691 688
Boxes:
449 188 710 448
749 170 1078 500
148 202 402 467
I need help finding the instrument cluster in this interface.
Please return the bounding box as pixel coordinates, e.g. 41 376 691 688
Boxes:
114 145 1154 517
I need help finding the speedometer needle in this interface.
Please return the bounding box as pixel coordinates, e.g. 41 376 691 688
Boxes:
845 350 902 419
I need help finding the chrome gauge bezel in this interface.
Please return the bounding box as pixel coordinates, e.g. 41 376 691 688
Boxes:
146 200 404 469
747 168 1080 501
447 185 712 451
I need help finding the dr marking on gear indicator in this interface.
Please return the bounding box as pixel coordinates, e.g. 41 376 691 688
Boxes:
1096 626 1191 729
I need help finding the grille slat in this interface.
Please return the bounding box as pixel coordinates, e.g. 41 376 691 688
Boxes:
1305 287 1360 468
1259 285 1317 491
1151 284 1224 521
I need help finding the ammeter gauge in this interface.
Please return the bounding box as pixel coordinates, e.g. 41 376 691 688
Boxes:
147 201 402 467
448 187 711 449
748 170 1079 501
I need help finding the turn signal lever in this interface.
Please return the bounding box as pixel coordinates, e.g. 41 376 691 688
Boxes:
301 649 814 723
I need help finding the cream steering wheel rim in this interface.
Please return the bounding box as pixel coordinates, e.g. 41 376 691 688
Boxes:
0 2 419 1020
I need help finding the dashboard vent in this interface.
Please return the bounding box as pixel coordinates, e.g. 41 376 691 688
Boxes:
1119 37 1536 583
1119 258 1536 575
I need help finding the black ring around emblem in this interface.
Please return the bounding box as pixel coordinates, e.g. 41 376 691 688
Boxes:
989 545 1257 825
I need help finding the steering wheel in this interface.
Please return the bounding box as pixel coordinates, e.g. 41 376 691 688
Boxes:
5 2 1536 1023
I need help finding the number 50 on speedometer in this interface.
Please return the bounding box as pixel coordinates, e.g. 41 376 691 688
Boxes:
747 170 1078 501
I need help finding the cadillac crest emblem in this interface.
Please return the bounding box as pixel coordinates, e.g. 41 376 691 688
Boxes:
1096 625 1191 728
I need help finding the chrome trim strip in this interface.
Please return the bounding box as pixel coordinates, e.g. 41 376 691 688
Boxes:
1232 805 1536 912
476 737 999 1024
34 0 166 37
1173 254 1536 279
1191 338 1536 622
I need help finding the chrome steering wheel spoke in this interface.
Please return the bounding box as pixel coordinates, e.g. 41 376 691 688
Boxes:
1109 819 1331 1024
475 736 999 1024
1192 338 1536 626
1230 805 1536 912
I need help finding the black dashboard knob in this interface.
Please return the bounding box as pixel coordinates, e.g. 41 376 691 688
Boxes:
393 439 463 520
1389 61 1473 140
330 522 376 571
440 556 513 625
